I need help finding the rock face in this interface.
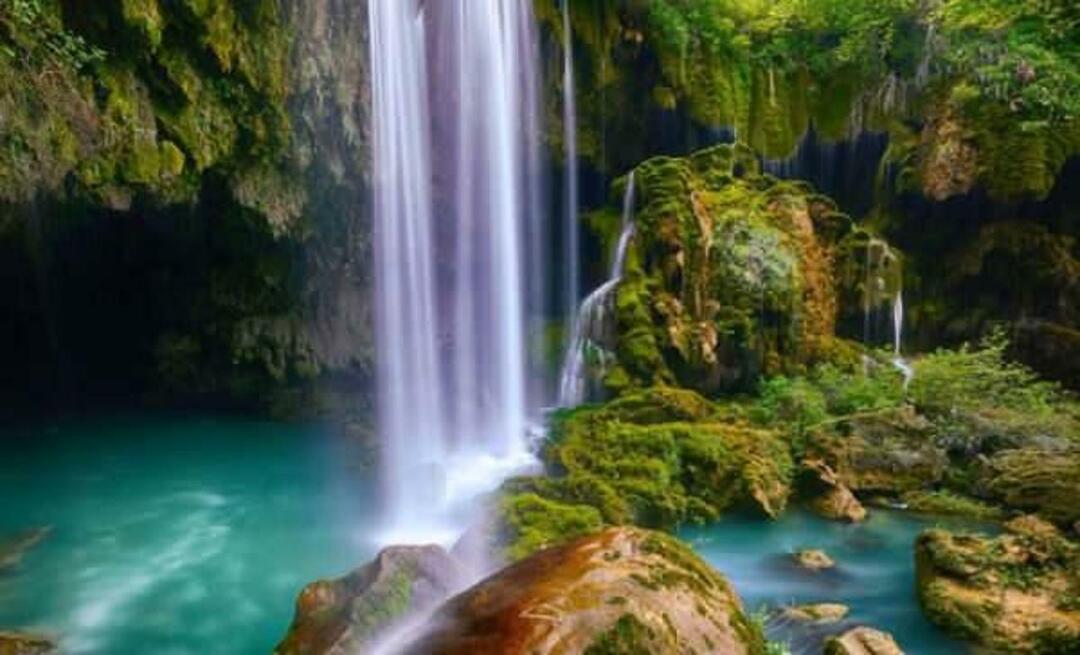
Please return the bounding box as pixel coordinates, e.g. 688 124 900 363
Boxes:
800 460 867 522
274 545 463 655
916 517 1080 653
823 627 904 655
0 633 56 655
403 528 767 655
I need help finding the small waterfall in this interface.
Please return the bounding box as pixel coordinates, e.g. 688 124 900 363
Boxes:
561 0 580 333
891 291 914 388
369 0 541 543
558 173 636 407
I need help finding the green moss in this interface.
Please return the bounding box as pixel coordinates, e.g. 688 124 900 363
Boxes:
902 491 1004 521
585 614 656 655
499 492 604 562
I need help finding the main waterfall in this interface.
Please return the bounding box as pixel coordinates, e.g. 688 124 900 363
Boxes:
369 0 542 540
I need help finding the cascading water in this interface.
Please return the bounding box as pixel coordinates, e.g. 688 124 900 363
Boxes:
892 291 914 388
369 0 541 543
561 0 580 333
558 173 636 407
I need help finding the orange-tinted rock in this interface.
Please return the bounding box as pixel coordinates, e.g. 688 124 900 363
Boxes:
403 527 765 655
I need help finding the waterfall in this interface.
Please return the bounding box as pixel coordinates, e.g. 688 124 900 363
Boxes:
369 0 541 542
891 291 914 388
561 0 580 334
558 173 636 407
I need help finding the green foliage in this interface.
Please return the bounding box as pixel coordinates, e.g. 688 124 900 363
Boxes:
1 0 105 70
902 490 1004 520
911 328 1062 418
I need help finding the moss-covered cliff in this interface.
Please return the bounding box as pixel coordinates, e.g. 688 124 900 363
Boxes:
0 0 373 414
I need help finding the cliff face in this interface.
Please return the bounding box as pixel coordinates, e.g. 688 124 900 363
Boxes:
0 0 374 414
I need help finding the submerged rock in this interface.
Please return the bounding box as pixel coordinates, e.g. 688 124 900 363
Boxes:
0 632 56 655
403 527 767 654
781 603 850 623
792 549 835 571
274 544 463 654
823 627 904 655
0 527 51 572
915 517 1080 653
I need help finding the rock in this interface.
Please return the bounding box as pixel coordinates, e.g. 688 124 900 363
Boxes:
597 145 859 394
824 627 904 655
800 459 867 522
402 527 767 654
0 527 51 572
793 549 835 571
983 447 1080 528
0 632 56 655
806 407 946 494
781 603 850 623
915 520 1080 653
274 544 464 654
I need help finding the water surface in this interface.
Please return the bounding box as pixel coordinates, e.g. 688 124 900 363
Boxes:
681 509 990 654
0 414 376 654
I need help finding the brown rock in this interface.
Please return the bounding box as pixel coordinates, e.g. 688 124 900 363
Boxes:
793 549 835 571
781 603 850 623
824 627 904 655
402 527 764 655
801 460 867 522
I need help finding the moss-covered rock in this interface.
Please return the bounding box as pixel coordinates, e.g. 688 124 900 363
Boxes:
799 459 868 523
983 448 1080 529
915 518 1080 653
499 387 793 560
0 632 56 655
599 145 874 395
404 527 769 655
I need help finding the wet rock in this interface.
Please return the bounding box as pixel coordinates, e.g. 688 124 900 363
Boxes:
800 459 867 523
915 517 1080 653
781 602 850 623
0 527 51 572
274 544 464 654
0 632 56 655
983 447 1080 528
824 627 904 655
792 549 835 571
403 527 766 654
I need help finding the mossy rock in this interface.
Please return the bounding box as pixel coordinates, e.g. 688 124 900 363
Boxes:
915 521 1080 653
597 144 870 395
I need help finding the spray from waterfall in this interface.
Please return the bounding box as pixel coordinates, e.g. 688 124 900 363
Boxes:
558 173 636 407
369 0 541 544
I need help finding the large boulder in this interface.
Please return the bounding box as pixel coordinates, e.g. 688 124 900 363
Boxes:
274 544 463 654
982 448 1080 529
403 527 768 654
916 517 1080 653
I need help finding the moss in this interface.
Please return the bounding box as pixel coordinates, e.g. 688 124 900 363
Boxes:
585 613 656 655
594 145 862 395
499 492 604 562
512 388 792 543
902 490 1004 521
